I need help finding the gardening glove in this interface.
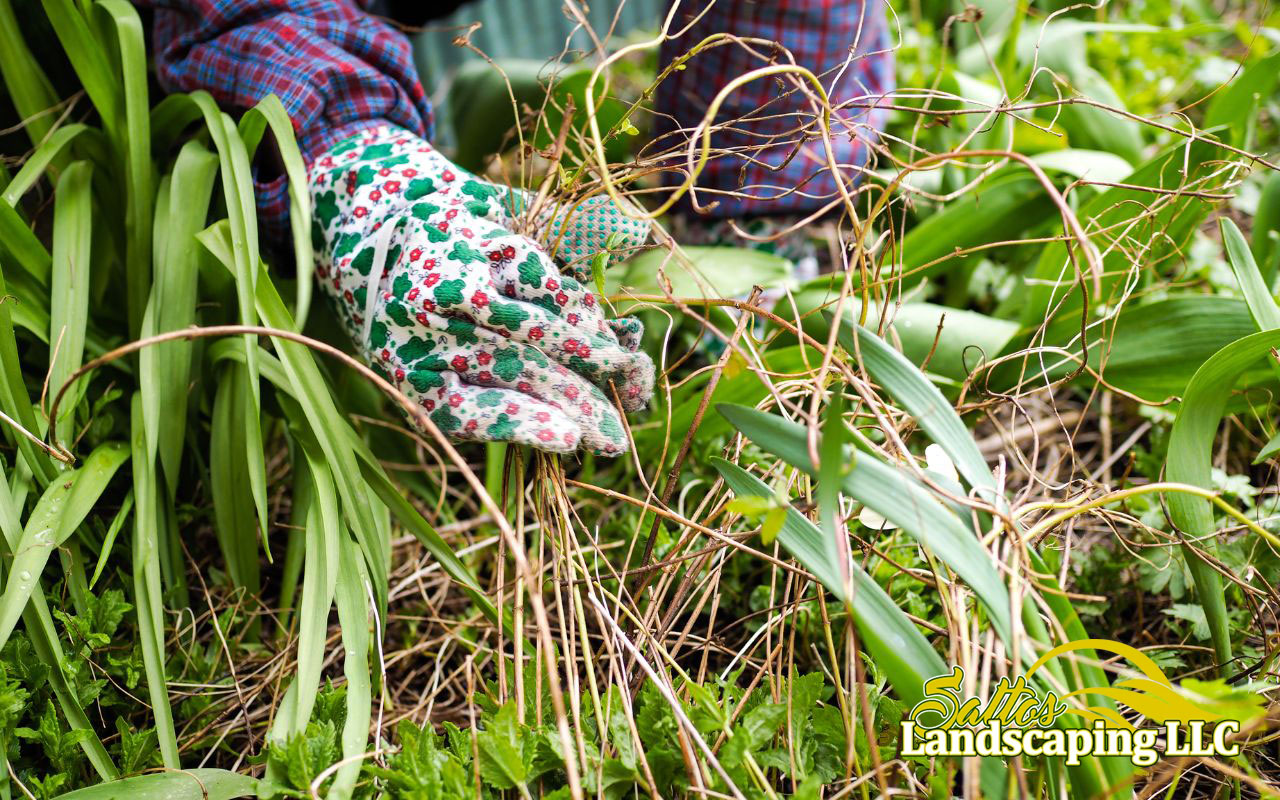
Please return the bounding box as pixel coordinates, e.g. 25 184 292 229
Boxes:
308 125 653 456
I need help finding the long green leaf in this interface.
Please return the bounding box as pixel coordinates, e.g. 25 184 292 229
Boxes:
816 387 847 588
209 365 262 593
1205 49 1280 147
290 437 341 735
141 139 218 484
354 450 499 624
718 403 1015 643
1182 221 1280 665
197 221 387 611
0 460 116 779
88 489 133 589
94 0 153 338
1211 218 1280 462
897 170 1057 287
1252 171 1280 285
0 193 52 282
1 123 88 207
331 535 372 799
828 313 1131 790
1220 217 1280 330
0 262 54 485
993 295 1264 400
0 441 126 650
176 94 268 543
238 94 315 328
1166 330 1280 672
828 314 994 501
207 335 499 626
39 0 122 129
48 161 93 445
1021 137 1220 328
53 769 257 800
713 458 945 705
0 0 61 146
129 394 180 767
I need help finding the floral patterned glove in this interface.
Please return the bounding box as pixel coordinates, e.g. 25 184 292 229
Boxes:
309 126 653 455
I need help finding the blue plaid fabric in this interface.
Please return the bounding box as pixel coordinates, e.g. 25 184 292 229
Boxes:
653 0 895 217
144 0 434 241
142 0 894 234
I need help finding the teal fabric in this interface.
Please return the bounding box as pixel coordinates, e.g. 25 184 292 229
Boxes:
412 0 660 147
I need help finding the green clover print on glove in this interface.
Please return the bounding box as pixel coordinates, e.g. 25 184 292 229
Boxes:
308 125 653 455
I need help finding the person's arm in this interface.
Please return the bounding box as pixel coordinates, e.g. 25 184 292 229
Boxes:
653 0 895 218
145 0 433 239
144 0 654 454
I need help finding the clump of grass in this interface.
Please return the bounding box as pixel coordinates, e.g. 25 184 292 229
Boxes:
4 1 1280 798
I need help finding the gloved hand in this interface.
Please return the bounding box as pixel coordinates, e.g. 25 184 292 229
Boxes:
308 126 653 456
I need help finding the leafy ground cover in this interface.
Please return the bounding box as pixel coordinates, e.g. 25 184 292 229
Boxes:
2 0 1280 798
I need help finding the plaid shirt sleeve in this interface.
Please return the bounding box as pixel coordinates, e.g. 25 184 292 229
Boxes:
653 0 894 218
143 0 433 241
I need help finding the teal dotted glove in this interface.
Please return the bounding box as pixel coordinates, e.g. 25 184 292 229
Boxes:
308 126 652 455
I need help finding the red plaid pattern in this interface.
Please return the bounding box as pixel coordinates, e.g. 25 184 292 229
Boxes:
143 0 434 242
654 0 894 217
141 0 893 235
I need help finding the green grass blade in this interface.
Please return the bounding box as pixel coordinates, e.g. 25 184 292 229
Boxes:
38 0 121 130
993 295 1263 400
207 339 498 625
209 365 263 593
0 262 54 485
277 454 313 634
1205 48 1280 147
331 535 372 799
718 403 1015 643
816 386 848 587
828 313 996 500
197 221 387 610
0 197 53 283
129 394 180 767
1021 137 1218 327
0 460 117 780
93 0 153 338
48 160 93 445
896 170 1056 288
149 94 203 154
0 472 76 651
827 312 1131 783
88 489 133 589
0 0 61 146
354 450 499 625
1217 216 1280 464
289 439 341 735
1 123 88 207
1252 171 1280 285
237 95 315 328
1220 217 1280 330
1165 330 1280 672
177 95 268 541
52 769 257 800
713 458 945 704
141 139 218 484
0 441 126 650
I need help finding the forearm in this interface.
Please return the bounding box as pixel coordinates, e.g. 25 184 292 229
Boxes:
142 0 432 239
653 0 895 218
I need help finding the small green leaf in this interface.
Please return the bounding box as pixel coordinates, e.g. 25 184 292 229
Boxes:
476 703 528 790
726 496 773 516
760 507 787 546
